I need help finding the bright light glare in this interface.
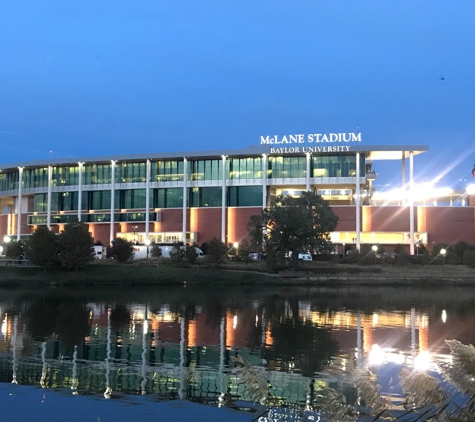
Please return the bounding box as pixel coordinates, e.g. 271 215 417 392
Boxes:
3 236 10 243
372 184 454 202
442 310 447 323
467 184 475 195
440 248 447 256
233 315 237 329
368 344 384 366
414 351 431 371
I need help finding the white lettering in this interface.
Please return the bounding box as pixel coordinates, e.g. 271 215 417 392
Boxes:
329 133 338 142
307 134 314 143
351 133 362 142
298 134 304 143
260 136 271 144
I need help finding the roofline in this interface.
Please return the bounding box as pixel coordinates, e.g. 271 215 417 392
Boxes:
0 144 429 171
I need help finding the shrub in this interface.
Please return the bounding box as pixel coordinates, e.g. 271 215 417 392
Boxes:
25 226 59 268
169 242 185 263
150 244 162 258
206 237 228 264
184 244 198 265
111 238 134 262
4 241 24 258
463 250 475 268
58 220 95 270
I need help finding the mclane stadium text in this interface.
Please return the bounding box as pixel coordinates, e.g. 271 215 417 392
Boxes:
260 133 362 145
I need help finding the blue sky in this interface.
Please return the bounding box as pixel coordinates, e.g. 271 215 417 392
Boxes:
1 1 475 189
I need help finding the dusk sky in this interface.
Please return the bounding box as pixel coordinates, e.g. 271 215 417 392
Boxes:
1 1 475 189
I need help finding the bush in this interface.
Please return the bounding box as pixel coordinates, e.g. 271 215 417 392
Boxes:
25 226 59 268
463 250 475 268
58 220 95 270
111 238 134 262
184 244 198 265
169 242 185 263
4 241 24 259
150 244 162 258
206 237 228 264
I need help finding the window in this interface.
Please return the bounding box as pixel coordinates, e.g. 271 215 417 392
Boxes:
227 186 262 206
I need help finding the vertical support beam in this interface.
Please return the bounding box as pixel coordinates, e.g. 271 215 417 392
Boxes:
110 160 116 245
409 151 415 255
145 159 151 241
401 152 406 205
47 165 52 230
182 157 188 244
77 162 83 221
16 167 23 241
305 152 311 191
221 155 227 243
262 154 267 208
355 152 361 251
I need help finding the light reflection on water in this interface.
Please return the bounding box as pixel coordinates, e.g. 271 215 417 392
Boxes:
1 285 475 419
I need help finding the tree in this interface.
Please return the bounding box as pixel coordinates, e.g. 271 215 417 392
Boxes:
206 237 228 264
4 240 23 258
25 226 59 268
111 237 134 262
57 219 95 270
169 242 185 263
248 191 338 270
184 243 198 265
150 244 162 258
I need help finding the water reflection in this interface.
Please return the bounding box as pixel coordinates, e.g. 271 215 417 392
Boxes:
1 286 475 417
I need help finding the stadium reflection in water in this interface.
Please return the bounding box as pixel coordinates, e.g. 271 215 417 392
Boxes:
1 286 475 414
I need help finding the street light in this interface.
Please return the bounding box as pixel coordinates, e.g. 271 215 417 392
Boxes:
372 245 378 265
145 238 151 260
233 242 239 261
440 248 447 267
3 235 11 243
132 225 138 244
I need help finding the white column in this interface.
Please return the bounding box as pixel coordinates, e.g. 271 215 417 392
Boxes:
16 167 23 241
305 152 311 191
221 155 227 243
110 161 116 245
356 312 362 369
355 152 361 251
145 159 151 240
262 154 267 208
182 157 188 244
409 151 415 255
77 162 83 221
47 165 52 229
401 152 406 205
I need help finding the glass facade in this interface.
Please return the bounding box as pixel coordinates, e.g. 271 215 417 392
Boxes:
34 192 79 212
151 160 185 182
189 187 222 207
23 168 48 189
83 164 112 185
115 162 147 184
52 166 79 187
268 156 306 179
311 155 365 177
227 186 262 207
153 188 183 208
229 157 263 180
190 160 222 181
117 189 146 209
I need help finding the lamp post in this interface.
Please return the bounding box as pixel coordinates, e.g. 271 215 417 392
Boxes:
440 248 447 267
372 245 378 265
132 225 138 244
233 242 239 261
145 239 150 260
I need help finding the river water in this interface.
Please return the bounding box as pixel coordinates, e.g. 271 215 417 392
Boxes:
1 284 475 421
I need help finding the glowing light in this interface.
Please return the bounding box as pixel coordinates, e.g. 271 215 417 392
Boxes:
368 344 384 366
1 317 6 335
372 313 378 326
466 184 475 195
414 351 431 371
233 315 237 329
372 245 378 253
442 310 447 323
440 248 447 256
3 236 10 243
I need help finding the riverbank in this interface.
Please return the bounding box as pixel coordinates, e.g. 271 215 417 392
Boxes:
0 260 474 288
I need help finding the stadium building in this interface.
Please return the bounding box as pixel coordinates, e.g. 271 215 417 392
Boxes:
1 134 474 253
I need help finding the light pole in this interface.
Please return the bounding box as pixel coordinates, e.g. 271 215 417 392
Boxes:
233 242 239 261
132 225 138 244
372 245 378 265
145 239 150 260
440 248 447 267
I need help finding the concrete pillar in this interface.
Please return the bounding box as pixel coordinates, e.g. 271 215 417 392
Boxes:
182 157 188 244
305 152 311 191
355 152 361 251
145 159 151 240
110 160 116 245
47 165 52 229
16 167 23 241
262 154 267 208
221 155 227 243
401 152 406 205
409 151 415 255
77 162 83 221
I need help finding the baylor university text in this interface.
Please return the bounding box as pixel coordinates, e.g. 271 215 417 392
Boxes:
260 133 362 145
